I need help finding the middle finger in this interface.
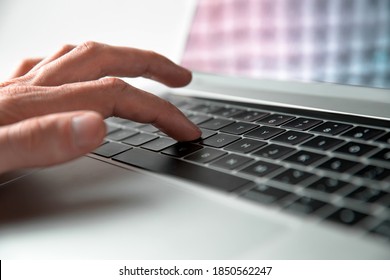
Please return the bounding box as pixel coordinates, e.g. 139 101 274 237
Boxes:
26 41 192 88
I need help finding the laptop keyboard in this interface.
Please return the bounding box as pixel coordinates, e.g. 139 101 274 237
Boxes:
94 94 390 241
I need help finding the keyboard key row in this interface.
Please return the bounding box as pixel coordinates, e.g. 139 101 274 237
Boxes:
187 106 388 146
94 144 390 217
103 125 375 161
102 132 390 182
346 186 390 205
113 148 251 192
241 184 373 226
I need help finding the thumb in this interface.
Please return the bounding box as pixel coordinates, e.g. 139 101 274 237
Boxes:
0 111 106 174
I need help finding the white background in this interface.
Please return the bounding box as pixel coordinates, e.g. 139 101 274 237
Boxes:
0 0 195 81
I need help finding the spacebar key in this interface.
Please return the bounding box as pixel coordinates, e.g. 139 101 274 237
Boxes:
113 148 251 192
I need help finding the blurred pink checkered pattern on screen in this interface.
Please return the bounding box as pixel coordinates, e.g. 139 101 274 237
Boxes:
182 0 390 88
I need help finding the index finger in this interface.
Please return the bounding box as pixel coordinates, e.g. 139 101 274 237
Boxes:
2 78 201 142
27 41 192 87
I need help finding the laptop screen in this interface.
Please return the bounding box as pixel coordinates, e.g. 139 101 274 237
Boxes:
181 0 390 89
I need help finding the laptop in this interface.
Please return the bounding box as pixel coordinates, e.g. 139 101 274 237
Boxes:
0 0 389 259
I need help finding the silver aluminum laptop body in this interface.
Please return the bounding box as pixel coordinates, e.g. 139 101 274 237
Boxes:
0 0 389 259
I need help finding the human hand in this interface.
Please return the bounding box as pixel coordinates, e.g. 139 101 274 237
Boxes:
0 41 201 174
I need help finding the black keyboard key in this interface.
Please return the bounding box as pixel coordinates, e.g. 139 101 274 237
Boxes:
354 165 390 181
234 110 269 122
301 136 345 151
200 128 217 140
282 118 322 131
162 142 203 157
120 120 142 129
211 154 253 170
272 131 313 145
245 126 285 140
169 99 190 108
370 148 390 163
188 114 212 125
199 118 235 130
272 168 313 185
105 117 128 125
122 133 158 146
138 124 159 133
346 186 388 204
310 121 352 135
242 184 290 204
93 142 131 158
213 107 245 118
240 161 283 177
334 142 377 157
318 157 360 173
371 220 390 239
326 208 368 226
106 124 120 134
285 196 326 214
306 177 348 193
174 101 200 111
201 133 240 148
375 132 390 145
184 148 226 163
253 144 295 159
257 114 295 126
341 126 385 141
106 129 138 141
141 137 177 152
284 150 326 165
113 149 251 192
191 104 222 114
220 122 258 135
225 138 267 154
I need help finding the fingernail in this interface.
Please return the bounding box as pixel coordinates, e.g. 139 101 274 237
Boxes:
72 113 99 148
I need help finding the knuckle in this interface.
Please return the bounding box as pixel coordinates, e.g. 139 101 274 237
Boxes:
10 116 71 163
77 41 103 55
29 67 48 85
0 86 33 124
58 44 75 54
100 77 128 93
19 58 35 68
145 50 160 59
1 84 34 96
8 117 41 155
23 118 42 149
98 78 129 116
